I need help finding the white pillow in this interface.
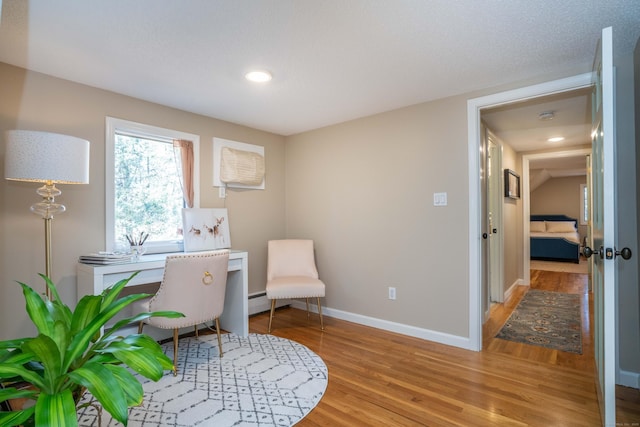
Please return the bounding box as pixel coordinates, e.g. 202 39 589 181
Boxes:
545 221 576 233
530 221 546 232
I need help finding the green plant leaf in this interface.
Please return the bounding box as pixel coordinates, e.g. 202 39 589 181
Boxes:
51 321 71 362
0 386 38 402
0 347 36 365
0 338 30 350
70 295 102 336
41 276 73 327
105 364 144 406
101 272 140 309
0 365 46 390
18 283 54 338
40 275 62 306
0 405 36 427
67 363 129 425
62 293 151 372
97 342 165 381
34 389 77 427
107 310 183 335
22 335 62 393
121 334 174 371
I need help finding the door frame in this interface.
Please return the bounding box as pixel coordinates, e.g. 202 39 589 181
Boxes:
467 72 593 351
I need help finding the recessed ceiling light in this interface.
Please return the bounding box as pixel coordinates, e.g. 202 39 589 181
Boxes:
245 70 272 83
538 111 555 121
548 137 565 142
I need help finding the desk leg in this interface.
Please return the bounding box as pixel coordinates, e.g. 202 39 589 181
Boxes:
219 266 249 337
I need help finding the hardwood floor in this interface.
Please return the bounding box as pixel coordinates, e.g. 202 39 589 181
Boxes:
247 268 640 426
483 270 593 371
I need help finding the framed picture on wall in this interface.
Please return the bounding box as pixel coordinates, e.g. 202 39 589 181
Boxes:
504 169 520 199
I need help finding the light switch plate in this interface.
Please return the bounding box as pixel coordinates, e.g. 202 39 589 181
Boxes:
433 192 447 206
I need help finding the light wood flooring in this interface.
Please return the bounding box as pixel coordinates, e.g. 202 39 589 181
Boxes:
247 267 640 426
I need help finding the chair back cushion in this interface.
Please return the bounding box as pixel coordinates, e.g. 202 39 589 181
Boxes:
267 240 319 280
147 250 229 329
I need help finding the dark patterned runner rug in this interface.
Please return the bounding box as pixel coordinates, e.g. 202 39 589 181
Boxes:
495 290 582 354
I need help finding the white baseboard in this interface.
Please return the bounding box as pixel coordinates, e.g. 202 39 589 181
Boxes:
504 279 525 302
618 369 640 389
248 292 289 315
289 300 475 351
484 279 525 324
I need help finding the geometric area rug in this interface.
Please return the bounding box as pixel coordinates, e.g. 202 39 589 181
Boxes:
495 290 582 354
77 333 328 426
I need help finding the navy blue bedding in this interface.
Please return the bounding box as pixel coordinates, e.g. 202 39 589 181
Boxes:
530 215 580 264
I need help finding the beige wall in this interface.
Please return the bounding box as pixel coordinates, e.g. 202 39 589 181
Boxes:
0 63 286 340
530 175 587 241
285 96 471 336
501 143 523 291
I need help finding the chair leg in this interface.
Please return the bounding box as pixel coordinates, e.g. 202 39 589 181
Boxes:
317 297 324 331
137 322 144 334
172 328 179 377
305 298 310 319
268 299 276 333
215 318 223 357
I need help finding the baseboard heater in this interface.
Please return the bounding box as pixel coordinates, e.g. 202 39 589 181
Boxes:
248 291 289 315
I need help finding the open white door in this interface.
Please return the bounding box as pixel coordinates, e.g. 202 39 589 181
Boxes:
586 26 633 426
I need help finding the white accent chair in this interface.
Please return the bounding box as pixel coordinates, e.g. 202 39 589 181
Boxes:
134 250 229 376
266 240 325 333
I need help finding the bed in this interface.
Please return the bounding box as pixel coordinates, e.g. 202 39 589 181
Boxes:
530 214 581 264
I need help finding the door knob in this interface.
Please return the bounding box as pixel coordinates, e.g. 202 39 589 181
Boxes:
583 246 604 259
492 228 497 234
615 247 632 260
482 233 488 239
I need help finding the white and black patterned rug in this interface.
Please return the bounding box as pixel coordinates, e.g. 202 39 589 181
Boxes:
77 333 328 426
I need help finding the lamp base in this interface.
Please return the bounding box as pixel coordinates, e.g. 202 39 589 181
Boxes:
31 181 66 300
31 182 66 219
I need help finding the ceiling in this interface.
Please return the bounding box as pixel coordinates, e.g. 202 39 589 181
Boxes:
1 1 639 138
482 87 593 179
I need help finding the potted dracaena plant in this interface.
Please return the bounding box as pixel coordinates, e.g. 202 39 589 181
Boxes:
0 272 184 427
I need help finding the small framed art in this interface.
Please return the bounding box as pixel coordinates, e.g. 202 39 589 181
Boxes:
504 169 520 199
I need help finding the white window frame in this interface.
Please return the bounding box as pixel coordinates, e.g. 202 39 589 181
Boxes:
105 117 200 253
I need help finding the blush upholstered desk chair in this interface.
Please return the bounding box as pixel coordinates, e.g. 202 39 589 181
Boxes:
266 239 325 333
134 250 229 376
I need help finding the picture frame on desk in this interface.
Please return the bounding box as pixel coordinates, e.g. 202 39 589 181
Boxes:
182 208 231 252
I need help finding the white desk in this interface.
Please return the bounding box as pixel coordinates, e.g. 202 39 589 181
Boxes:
77 250 248 337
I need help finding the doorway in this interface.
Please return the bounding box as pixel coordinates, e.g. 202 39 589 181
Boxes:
467 72 593 351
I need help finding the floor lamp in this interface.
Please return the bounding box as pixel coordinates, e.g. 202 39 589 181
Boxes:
4 130 90 299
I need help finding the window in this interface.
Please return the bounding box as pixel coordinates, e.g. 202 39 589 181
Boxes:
106 117 200 253
580 183 588 225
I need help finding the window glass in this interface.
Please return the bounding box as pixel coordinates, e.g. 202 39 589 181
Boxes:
106 118 199 253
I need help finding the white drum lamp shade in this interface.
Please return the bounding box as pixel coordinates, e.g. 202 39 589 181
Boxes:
5 130 90 184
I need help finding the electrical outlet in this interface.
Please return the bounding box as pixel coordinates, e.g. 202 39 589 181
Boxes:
388 287 396 300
